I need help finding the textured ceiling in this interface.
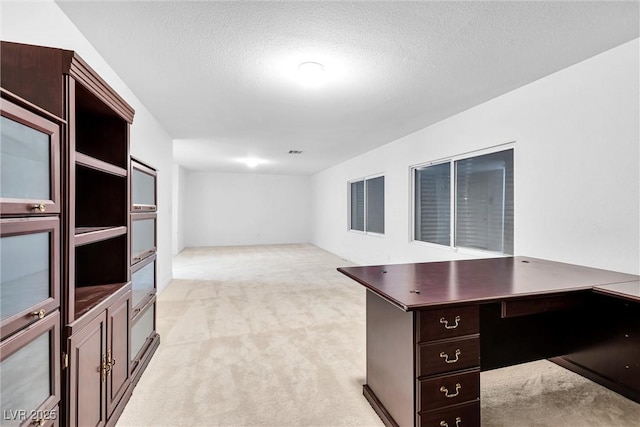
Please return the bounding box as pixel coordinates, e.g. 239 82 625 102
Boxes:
55 1 639 175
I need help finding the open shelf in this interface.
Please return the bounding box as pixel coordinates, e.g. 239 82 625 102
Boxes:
75 226 126 247
76 234 127 287
75 83 128 169
76 164 127 228
76 152 127 177
74 282 128 319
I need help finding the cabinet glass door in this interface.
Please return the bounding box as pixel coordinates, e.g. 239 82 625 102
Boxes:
131 302 155 366
1 99 60 215
131 214 156 264
131 255 156 311
1 218 60 339
0 313 60 426
131 161 156 211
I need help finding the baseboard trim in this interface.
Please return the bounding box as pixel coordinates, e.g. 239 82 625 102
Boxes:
363 384 400 427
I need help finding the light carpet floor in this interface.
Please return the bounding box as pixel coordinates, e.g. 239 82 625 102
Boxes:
117 244 640 426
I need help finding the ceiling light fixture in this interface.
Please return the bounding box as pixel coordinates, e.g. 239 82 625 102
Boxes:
298 62 325 87
238 157 263 168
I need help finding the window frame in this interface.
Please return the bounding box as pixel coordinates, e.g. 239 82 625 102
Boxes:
348 173 385 236
410 143 514 255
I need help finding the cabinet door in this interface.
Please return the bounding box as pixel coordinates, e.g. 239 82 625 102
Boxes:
130 299 156 376
1 217 60 340
0 312 60 427
67 311 107 427
106 291 130 417
131 160 156 211
130 254 156 313
0 99 60 215
131 213 156 264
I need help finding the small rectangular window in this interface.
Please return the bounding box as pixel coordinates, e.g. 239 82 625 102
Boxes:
349 175 385 235
412 148 513 254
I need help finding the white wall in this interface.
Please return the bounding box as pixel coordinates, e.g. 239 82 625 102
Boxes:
172 164 187 255
311 39 640 275
1 0 175 292
185 172 310 247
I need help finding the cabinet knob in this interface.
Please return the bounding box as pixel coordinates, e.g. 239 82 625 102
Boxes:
32 419 45 427
31 203 46 212
32 309 46 319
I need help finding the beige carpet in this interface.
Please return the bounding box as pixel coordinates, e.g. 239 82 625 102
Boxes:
117 244 640 426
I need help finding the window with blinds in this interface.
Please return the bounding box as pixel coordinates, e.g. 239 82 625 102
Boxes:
415 163 451 245
413 148 513 254
349 176 385 234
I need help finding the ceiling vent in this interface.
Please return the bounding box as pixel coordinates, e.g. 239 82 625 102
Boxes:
288 150 303 154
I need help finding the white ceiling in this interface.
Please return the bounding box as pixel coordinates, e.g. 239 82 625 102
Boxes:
56 1 639 175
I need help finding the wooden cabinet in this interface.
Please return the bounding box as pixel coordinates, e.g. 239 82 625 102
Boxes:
1 41 158 427
129 158 160 384
66 288 130 427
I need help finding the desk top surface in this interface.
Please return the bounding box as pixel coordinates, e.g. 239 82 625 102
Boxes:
337 256 639 310
594 281 640 302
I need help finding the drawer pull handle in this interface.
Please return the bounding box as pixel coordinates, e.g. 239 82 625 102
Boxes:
439 418 462 427
31 203 46 212
32 309 46 319
440 349 461 364
440 383 461 398
439 315 460 329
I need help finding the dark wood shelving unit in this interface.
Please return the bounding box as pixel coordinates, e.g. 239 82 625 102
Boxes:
1 41 157 427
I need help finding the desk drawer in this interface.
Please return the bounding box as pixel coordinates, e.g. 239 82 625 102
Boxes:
417 306 479 342
417 370 479 412
417 337 480 377
418 401 480 427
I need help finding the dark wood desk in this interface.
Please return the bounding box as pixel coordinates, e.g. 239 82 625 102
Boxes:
338 256 640 427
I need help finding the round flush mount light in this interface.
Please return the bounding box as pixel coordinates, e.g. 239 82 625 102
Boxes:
237 157 264 168
298 62 325 87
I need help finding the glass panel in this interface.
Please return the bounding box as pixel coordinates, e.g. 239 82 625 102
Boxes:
455 149 514 253
132 261 155 308
365 176 385 234
132 219 155 258
350 181 364 231
415 163 451 245
1 232 50 319
132 168 155 206
1 116 50 200
0 332 51 426
131 305 154 360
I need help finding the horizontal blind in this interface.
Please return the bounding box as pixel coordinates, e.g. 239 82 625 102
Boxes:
415 163 450 245
455 149 513 254
350 181 365 231
365 176 384 234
